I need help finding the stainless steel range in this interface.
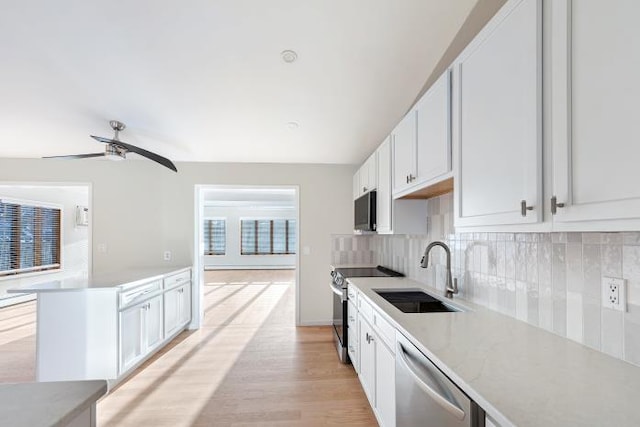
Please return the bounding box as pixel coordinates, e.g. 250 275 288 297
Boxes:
330 265 403 363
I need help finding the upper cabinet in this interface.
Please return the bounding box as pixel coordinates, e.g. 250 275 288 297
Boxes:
376 137 393 234
354 152 377 200
549 0 640 229
453 0 542 228
392 71 453 199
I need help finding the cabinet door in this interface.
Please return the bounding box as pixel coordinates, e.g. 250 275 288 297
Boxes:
375 338 395 427
358 317 375 407
376 137 392 234
120 305 143 374
145 295 163 351
347 300 359 372
415 70 451 185
550 0 640 227
179 283 192 327
392 112 417 195
454 0 542 227
353 170 360 200
164 287 180 338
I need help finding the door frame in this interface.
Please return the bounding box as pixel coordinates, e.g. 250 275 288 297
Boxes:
192 184 300 329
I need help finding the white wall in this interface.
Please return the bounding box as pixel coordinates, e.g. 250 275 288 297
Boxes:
0 159 354 325
203 205 296 269
0 184 89 304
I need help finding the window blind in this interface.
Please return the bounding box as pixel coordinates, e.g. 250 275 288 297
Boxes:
203 219 226 255
241 219 296 255
0 200 61 276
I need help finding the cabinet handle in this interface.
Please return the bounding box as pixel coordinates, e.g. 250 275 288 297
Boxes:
362 187 367 192
409 174 415 182
366 332 375 344
520 200 534 217
550 196 565 215
406 175 409 184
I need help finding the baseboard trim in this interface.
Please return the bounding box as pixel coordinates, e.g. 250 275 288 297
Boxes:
297 320 332 327
204 266 296 271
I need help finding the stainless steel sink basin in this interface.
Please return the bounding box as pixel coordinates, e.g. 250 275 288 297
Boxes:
374 289 463 313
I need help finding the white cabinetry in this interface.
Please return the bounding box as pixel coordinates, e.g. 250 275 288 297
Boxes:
358 315 376 407
347 300 359 372
549 0 640 229
164 281 192 339
453 0 542 228
119 294 163 374
415 71 451 187
354 152 377 199
376 136 428 235
392 111 417 195
376 137 393 233
355 295 396 427
392 70 452 200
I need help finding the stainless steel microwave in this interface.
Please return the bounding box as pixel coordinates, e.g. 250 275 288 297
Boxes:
354 190 376 232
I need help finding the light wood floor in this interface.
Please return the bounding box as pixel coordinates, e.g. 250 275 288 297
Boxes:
0 270 376 426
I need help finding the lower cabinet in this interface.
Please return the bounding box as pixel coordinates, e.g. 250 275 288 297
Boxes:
358 316 376 407
375 338 396 427
164 281 192 339
356 295 396 427
119 294 163 374
347 300 359 373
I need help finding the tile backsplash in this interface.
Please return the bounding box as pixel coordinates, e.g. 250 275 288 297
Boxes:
332 192 640 368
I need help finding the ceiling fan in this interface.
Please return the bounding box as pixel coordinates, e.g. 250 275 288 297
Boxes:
44 120 178 172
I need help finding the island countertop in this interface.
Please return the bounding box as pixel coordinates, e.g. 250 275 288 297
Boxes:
348 276 640 427
0 380 107 427
6 266 191 293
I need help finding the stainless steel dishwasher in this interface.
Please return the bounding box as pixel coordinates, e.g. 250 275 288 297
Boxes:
396 332 485 427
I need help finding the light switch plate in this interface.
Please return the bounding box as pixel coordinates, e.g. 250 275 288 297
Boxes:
602 277 626 311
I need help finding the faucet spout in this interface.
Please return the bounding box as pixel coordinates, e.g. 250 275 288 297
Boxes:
420 241 458 299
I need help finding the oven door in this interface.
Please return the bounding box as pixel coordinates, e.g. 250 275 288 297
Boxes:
331 281 349 362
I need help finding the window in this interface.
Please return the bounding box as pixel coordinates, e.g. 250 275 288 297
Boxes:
0 200 61 277
241 219 296 255
203 219 226 255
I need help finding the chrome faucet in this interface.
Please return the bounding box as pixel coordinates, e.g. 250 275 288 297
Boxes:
420 241 458 299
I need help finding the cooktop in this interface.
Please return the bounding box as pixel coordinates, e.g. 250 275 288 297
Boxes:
333 266 404 278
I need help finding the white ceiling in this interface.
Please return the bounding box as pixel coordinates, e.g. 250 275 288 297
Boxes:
0 0 476 165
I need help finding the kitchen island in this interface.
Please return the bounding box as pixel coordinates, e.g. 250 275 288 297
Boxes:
0 380 107 427
8 267 192 386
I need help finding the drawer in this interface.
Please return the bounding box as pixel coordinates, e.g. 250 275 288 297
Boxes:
164 269 191 288
119 280 162 308
358 296 374 323
373 310 396 353
347 283 358 303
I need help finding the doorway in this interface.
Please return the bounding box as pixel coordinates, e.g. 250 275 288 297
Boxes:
193 185 300 328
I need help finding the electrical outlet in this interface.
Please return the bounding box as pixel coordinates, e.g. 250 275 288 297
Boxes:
163 251 172 261
602 277 626 311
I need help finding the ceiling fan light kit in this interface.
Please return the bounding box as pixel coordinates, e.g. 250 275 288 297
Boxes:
44 120 178 172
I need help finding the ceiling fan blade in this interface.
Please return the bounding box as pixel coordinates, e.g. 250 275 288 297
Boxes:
109 139 177 172
90 135 114 144
43 153 106 159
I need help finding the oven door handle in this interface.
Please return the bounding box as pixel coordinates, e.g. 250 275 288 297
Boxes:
330 282 345 300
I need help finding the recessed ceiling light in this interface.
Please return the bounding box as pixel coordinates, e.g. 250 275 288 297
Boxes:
281 50 298 63
286 121 299 130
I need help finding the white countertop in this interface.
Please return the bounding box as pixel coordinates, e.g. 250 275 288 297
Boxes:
0 380 107 427
6 266 191 293
348 276 640 427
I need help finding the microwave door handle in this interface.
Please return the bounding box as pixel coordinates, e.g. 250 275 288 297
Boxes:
397 343 466 421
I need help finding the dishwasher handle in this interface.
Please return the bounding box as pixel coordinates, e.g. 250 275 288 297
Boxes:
397 343 466 421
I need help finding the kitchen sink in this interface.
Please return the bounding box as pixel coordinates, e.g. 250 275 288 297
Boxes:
374 289 463 313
